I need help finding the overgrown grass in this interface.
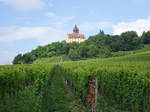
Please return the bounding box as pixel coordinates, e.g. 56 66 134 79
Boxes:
112 44 150 57
33 56 70 64
0 44 150 112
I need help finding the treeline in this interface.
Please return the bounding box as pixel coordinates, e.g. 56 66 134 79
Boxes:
13 30 150 64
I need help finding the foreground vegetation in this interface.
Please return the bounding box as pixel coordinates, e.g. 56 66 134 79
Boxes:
0 64 53 112
1 47 150 111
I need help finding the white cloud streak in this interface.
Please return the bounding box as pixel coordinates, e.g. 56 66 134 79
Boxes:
0 26 66 65
78 21 114 36
79 22 114 31
45 12 75 27
0 26 66 44
113 16 150 35
0 0 45 11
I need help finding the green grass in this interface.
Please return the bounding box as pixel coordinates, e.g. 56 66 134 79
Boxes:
33 56 70 64
111 51 150 62
33 57 62 64
131 44 150 53
42 68 89 112
33 44 150 65
0 44 150 112
112 44 150 57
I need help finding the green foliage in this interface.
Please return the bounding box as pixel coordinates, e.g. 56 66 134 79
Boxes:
99 29 105 35
1 49 150 111
13 30 144 64
112 51 150 62
12 54 23 64
109 35 123 52
33 56 70 64
45 67 89 112
12 53 35 64
0 64 53 112
57 56 150 111
112 44 150 57
142 31 150 44
86 44 99 57
4 30 150 112
112 51 132 57
120 31 143 50
68 48 81 60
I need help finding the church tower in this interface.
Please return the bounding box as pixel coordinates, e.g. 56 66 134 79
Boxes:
73 25 79 33
66 25 86 43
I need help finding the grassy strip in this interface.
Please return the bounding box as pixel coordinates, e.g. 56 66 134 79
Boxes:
46 70 89 112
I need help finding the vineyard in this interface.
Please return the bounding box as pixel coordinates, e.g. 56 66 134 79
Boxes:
0 50 150 112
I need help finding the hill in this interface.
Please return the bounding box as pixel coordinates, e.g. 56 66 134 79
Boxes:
33 44 150 64
112 44 150 57
112 50 150 62
1 31 150 112
13 31 146 64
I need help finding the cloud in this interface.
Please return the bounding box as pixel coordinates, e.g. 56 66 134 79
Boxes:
78 21 114 36
45 12 75 27
0 26 66 65
113 16 150 35
0 0 45 11
79 22 114 31
0 26 66 44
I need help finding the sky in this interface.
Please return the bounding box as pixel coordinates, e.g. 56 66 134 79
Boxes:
0 0 150 65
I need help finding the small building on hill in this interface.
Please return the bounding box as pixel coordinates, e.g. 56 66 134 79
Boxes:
66 25 86 43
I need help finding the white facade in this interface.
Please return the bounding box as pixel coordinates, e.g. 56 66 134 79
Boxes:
66 25 86 43
66 38 86 43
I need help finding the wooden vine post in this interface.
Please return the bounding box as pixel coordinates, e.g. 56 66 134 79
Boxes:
87 77 98 112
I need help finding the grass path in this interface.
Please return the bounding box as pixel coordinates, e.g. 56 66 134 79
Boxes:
44 74 89 112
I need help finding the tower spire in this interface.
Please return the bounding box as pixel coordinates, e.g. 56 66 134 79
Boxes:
73 24 79 33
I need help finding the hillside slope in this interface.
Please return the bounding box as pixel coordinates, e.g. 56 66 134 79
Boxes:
112 51 150 62
1 45 150 112
34 44 150 64
33 56 70 64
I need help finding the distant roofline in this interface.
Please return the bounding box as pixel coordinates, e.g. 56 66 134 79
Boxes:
67 33 85 39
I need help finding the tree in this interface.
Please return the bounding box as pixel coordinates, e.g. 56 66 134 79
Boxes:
110 35 123 52
87 33 111 48
99 30 104 35
86 44 99 58
121 31 138 38
120 31 143 51
13 54 23 64
98 46 111 58
78 44 88 58
12 30 144 64
68 49 80 60
142 31 150 44
22 53 35 64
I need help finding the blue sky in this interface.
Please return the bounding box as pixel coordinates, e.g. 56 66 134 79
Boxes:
0 0 150 65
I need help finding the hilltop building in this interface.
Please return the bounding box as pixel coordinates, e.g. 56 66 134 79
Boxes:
66 25 86 43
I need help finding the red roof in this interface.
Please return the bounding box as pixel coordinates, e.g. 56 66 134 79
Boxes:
67 33 85 39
